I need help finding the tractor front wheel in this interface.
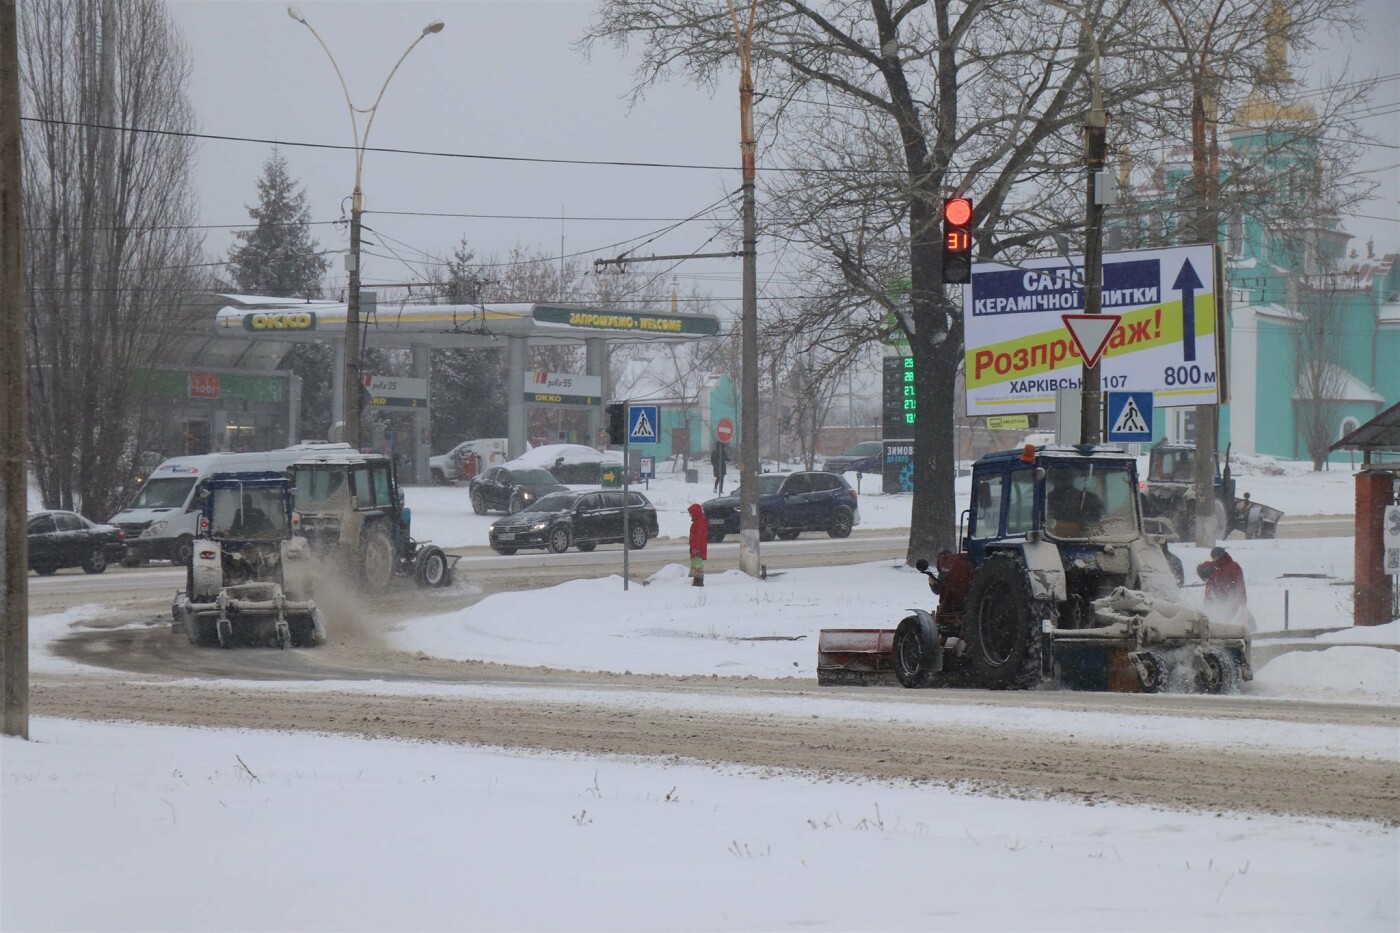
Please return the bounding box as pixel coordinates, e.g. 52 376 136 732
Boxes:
964 554 1044 690
893 616 935 688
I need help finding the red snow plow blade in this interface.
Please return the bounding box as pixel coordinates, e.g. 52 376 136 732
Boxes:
816 629 898 686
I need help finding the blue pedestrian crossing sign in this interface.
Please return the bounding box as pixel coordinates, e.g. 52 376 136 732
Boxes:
1106 391 1153 443
627 405 660 445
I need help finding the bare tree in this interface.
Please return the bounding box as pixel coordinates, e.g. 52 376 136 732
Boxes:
1291 275 1350 470
20 0 205 518
583 0 1366 556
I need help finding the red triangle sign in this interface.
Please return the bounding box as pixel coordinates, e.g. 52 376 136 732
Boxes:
1061 314 1122 369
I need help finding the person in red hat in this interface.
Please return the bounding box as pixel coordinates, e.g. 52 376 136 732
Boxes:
687 503 708 587
1197 546 1246 615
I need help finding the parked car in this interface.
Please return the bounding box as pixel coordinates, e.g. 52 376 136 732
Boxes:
27 510 127 575
508 443 625 485
469 465 568 514
488 490 659 554
823 441 883 474
429 437 514 485
702 471 860 543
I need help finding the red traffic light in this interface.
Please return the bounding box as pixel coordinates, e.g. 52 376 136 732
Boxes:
943 197 973 227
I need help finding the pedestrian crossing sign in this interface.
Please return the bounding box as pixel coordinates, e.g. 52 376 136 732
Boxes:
627 405 660 445
1106 391 1153 443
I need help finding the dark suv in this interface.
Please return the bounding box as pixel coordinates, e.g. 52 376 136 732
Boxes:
489 490 659 554
702 471 859 543
823 441 883 474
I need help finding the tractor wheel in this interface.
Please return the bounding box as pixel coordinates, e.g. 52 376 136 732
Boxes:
706 529 726 544
547 525 572 554
172 535 194 567
1192 647 1240 695
627 523 649 550
416 547 449 587
81 548 108 574
964 554 1044 690
758 512 778 542
1129 649 1169 693
893 615 936 689
777 530 800 540
359 525 396 591
827 506 854 539
470 489 487 515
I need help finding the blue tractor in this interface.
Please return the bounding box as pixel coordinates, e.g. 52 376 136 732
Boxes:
818 444 1252 693
171 471 326 649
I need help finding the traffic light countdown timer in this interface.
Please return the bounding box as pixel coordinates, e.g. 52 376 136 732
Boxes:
942 196 973 284
882 356 917 436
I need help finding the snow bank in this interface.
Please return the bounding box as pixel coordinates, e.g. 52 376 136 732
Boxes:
1251 646 1400 705
1317 620 1400 646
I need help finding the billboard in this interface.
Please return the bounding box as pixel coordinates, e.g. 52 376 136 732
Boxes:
963 244 1221 415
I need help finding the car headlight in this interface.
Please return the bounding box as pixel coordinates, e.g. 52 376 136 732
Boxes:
530 521 550 531
145 521 167 536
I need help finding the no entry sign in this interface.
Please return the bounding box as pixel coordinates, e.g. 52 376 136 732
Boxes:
716 418 734 443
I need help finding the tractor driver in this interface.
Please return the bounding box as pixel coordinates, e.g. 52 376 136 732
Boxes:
232 491 275 538
1046 471 1103 537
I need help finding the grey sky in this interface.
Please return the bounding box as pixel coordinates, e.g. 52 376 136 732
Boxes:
167 0 1399 310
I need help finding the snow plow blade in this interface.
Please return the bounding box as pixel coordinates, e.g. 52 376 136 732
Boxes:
816 629 897 686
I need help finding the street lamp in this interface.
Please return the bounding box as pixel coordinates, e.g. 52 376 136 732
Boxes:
1047 0 1109 445
287 6 444 450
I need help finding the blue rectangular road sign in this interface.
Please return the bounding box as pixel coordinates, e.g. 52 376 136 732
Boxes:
1106 391 1153 443
627 405 660 445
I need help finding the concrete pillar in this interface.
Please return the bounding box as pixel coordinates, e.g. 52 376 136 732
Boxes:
1354 470 1398 626
585 337 605 448
507 337 527 459
331 338 346 439
287 373 301 445
412 344 431 485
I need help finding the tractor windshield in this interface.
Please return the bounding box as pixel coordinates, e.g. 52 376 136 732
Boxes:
1149 448 1197 482
294 467 348 509
209 484 286 540
1044 461 1137 541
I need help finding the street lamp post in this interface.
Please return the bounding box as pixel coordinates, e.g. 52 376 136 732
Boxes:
287 6 443 451
1048 0 1108 445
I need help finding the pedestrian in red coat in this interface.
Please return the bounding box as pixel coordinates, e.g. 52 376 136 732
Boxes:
688 503 708 587
1197 546 1246 612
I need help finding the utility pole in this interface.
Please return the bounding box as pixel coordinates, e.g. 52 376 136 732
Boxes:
1 0 29 739
729 0 761 578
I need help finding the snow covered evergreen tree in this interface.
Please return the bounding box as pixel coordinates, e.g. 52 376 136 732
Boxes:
225 150 334 438
426 238 508 452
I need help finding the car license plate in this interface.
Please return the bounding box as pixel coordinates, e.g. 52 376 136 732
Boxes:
498 533 515 541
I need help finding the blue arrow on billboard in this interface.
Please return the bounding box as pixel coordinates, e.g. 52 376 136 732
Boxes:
1172 258 1203 362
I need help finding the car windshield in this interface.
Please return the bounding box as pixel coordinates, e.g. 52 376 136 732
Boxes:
741 475 787 496
127 477 196 510
523 492 577 513
1044 461 1137 541
209 483 285 540
511 469 559 485
845 442 881 456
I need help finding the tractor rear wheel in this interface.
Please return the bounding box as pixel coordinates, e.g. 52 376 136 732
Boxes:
893 616 936 688
359 525 396 590
964 554 1044 690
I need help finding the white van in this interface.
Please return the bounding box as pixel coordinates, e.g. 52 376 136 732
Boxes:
109 443 350 566
428 437 519 485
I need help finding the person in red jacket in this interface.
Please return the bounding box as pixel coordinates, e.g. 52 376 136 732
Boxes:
688 503 708 587
1197 546 1246 613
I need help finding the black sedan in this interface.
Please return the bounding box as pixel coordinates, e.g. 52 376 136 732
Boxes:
823 440 883 474
469 466 568 515
489 490 659 554
702 471 860 543
28 510 127 575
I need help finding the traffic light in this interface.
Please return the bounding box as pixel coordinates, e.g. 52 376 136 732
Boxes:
941 196 974 284
605 402 626 445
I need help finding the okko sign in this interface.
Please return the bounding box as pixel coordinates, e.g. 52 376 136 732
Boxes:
963 244 1221 416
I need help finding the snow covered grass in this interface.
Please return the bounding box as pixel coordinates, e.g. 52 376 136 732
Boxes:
4 718 1396 932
